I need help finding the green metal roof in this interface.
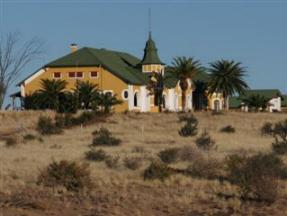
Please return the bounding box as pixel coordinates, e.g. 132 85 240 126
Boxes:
242 89 282 100
141 33 164 65
19 47 146 85
18 46 210 88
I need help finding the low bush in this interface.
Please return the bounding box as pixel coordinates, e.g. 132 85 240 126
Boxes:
178 114 198 137
272 141 287 155
23 134 36 141
158 148 180 164
186 157 222 180
220 125 236 133
132 146 146 153
85 149 107 161
105 156 120 169
261 122 273 136
37 160 92 192
123 157 142 170
5 137 17 147
37 116 62 135
143 161 171 181
272 119 287 154
91 128 121 147
178 145 203 162
195 131 216 151
225 153 287 202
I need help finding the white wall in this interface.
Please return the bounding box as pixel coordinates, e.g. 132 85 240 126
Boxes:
269 97 281 112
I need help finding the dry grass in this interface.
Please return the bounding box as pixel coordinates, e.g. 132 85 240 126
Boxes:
1 111 287 215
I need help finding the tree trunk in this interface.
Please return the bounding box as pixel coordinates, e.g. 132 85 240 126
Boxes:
224 95 229 111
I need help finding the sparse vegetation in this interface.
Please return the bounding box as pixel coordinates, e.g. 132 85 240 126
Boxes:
91 128 121 146
178 114 198 137
5 137 17 147
272 119 287 154
261 122 273 136
123 157 142 170
37 116 62 135
85 149 107 161
220 125 235 133
23 134 36 141
105 155 120 169
225 153 287 202
143 161 172 181
186 157 222 180
195 131 216 151
37 160 92 192
158 147 180 164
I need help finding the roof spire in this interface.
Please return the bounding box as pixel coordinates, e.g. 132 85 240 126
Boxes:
148 8 152 38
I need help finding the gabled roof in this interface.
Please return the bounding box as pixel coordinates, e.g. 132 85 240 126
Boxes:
141 33 164 65
229 89 283 108
242 89 282 100
19 47 147 85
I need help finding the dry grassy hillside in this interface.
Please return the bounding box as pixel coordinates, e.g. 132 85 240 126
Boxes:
1 111 287 216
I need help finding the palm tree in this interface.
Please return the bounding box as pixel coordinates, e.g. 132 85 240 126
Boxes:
242 94 270 112
170 57 201 111
208 60 249 110
98 93 122 113
37 79 67 110
74 80 100 109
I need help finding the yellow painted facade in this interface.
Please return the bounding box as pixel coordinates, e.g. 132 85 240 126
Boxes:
23 66 133 112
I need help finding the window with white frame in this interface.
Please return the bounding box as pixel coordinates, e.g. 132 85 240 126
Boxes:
122 89 129 100
90 71 98 78
68 72 76 78
76 72 83 78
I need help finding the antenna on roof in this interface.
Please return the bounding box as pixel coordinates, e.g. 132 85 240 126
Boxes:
148 8 152 36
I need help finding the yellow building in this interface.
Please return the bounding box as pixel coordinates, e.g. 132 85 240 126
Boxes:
15 33 222 112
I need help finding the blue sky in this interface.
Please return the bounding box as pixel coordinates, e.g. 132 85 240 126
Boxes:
1 0 287 105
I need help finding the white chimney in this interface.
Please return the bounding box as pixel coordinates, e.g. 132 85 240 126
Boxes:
70 43 78 53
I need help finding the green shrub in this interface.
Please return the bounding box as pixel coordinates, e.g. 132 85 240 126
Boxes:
85 149 107 161
37 116 62 135
195 131 216 151
105 156 120 169
158 148 180 164
37 160 92 192
91 128 121 147
186 157 222 180
261 122 273 136
23 134 36 141
220 125 235 133
225 153 287 202
123 157 142 170
178 114 198 137
143 161 171 181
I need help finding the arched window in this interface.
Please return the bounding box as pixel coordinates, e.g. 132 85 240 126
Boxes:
134 92 138 107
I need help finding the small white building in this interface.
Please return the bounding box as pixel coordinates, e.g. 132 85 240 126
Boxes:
229 89 283 112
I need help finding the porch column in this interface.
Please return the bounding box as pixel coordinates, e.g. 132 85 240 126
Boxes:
140 86 148 112
168 89 175 111
128 85 134 110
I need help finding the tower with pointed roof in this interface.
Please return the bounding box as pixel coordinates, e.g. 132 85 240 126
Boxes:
141 32 165 74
